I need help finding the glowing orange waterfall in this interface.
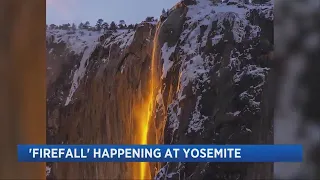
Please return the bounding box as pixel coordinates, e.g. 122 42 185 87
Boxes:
138 23 161 180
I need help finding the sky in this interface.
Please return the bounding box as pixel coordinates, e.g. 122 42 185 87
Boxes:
46 0 179 26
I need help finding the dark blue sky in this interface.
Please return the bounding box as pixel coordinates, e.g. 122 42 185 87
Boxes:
46 0 179 25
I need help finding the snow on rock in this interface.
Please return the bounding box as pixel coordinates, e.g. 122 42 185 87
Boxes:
212 34 224 45
102 30 135 51
46 30 101 55
227 110 241 116
46 30 102 106
161 42 177 79
167 100 180 143
46 29 136 106
46 166 51 177
161 0 273 140
187 95 209 133
65 42 99 106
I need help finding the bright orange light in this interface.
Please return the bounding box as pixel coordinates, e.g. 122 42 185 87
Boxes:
138 23 161 180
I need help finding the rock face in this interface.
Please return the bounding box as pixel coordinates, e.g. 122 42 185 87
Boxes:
155 1 274 179
46 0 274 179
47 24 157 179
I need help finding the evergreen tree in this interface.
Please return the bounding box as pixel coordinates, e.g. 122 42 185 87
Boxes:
78 22 84 29
102 22 109 31
118 20 126 29
95 19 104 31
133 24 138 30
83 21 90 29
119 20 126 25
50 25 55 29
71 23 76 31
145 17 154 22
127 24 134 29
60 23 70 30
109 21 117 30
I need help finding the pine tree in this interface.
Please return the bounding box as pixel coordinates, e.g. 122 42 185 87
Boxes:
127 24 134 29
133 24 138 30
145 17 154 22
119 20 126 25
95 19 104 31
102 22 109 31
83 21 90 29
61 23 70 30
118 20 126 29
78 22 84 29
109 21 117 30
71 23 76 31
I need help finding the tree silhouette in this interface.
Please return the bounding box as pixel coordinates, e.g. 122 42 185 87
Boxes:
133 24 139 30
71 23 76 31
83 21 90 29
102 22 109 32
49 24 57 30
145 17 154 22
95 19 104 31
60 23 70 30
127 24 134 29
109 21 117 30
78 22 84 29
118 20 126 29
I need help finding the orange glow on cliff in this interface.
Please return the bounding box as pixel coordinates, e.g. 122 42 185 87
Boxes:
138 23 161 180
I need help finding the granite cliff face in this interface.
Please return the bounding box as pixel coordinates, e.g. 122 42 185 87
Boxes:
46 0 274 179
46 23 156 179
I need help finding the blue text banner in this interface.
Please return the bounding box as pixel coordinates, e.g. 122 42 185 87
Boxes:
17 144 303 162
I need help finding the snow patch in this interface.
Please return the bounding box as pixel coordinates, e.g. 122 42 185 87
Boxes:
227 110 241 116
46 29 101 55
167 100 180 142
46 30 102 106
161 43 177 79
103 30 135 51
46 29 137 106
46 166 51 177
212 34 224 45
187 96 208 133
65 44 97 106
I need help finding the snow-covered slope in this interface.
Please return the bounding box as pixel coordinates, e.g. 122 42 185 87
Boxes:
46 29 136 106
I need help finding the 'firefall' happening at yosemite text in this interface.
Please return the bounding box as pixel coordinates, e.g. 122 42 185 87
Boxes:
30 147 241 159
